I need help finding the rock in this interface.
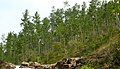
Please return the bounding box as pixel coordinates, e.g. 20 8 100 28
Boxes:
0 60 3 65
75 57 85 66
29 61 35 66
68 58 76 67
4 63 16 69
0 60 4 68
62 64 72 69
33 62 44 69
43 64 51 69
17 57 86 69
21 61 29 66
50 63 56 69
55 61 65 69
35 66 44 69
54 57 86 69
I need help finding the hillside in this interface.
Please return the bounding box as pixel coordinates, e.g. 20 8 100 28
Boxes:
0 0 120 69
84 33 120 69
0 33 120 69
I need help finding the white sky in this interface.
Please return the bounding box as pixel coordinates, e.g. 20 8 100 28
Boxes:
0 0 110 41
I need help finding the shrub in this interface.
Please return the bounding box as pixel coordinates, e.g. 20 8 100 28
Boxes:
80 65 94 69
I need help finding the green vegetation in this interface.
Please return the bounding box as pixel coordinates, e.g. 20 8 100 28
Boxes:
0 0 120 68
80 65 94 69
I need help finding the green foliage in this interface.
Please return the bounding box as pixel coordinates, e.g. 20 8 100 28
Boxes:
0 0 120 67
47 42 65 63
80 65 94 69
